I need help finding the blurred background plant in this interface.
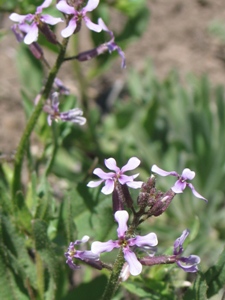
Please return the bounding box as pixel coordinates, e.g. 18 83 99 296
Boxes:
1 0 225 299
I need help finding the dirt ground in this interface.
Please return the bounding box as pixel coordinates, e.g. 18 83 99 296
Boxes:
1 0 225 153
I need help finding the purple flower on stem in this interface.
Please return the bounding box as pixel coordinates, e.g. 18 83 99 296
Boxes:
151 165 207 201
9 0 63 44
173 229 200 272
91 210 158 276
43 92 86 126
87 157 143 195
56 0 101 37
98 18 126 69
65 235 100 270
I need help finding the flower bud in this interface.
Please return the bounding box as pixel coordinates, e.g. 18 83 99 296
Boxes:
38 22 58 44
112 182 134 213
150 190 176 217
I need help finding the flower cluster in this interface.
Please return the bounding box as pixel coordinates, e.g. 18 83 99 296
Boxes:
87 157 143 195
9 0 63 44
9 0 207 293
43 92 86 126
9 0 125 67
91 210 158 276
151 164 207 201
56 0 102 37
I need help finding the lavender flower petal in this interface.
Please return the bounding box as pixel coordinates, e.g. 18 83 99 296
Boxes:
188 183 207 201
41 14 63 25
104 158 120 172
24 23 39 44
38 0 52 10
83 16 102 32
177 255 200 273
115 210 128 237
61 18 77 38
83 0 100 12
91 240 119 254
9 13 28 22
87 179 104 188
56 1 75 14
171 180 187 194
121 157 141 173
129 233 158 248
123 249 142 276
101 179 114 195
126 181 143 189
181 168 195 180
93 168 115 179
151 164 178 177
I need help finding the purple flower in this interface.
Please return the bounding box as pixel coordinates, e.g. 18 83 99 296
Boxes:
56 0 101 37
43 92 86 126
151 165 207 201
65 235 100 270
53 78 70 95
91 210 158 276
98 18 126 69
9 0 63 44
87 157 143 195
173 229 200 272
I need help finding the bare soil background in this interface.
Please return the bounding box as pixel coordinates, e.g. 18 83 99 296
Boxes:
1 0 225 153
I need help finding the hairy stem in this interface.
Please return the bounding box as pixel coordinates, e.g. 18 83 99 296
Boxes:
101 249 125 300
12 38 69 200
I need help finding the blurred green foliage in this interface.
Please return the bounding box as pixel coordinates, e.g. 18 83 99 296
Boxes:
1 0 225 299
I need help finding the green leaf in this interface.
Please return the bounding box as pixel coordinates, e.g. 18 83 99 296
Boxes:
0 212 35 299
183 272 207 300
32 219 60 300
205 247 225 297
69 183 116 241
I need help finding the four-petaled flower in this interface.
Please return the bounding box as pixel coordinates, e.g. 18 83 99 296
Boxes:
65 235 100 270
43 92 86 126
91 210 158 276
9 0 63 44
98 18 126 69
173 229 201 272
56 0 102 37
87 157 143 195
151 165 207 201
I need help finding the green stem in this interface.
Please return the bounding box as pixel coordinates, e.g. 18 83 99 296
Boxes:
72 36 89 113
101 248 125 300
12 38 69 200
44 122 58 177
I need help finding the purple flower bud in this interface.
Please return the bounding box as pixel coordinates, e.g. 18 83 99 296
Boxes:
43 92 86 126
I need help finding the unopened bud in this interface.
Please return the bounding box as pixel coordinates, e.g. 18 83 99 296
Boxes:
29 42 44 59
137 176 156 208
38 23 58 44
150 190 176 217
140 255 176 266
112 182 133 213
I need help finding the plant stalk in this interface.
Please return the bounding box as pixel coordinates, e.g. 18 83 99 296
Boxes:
12 38 69 200
101 248 125 300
